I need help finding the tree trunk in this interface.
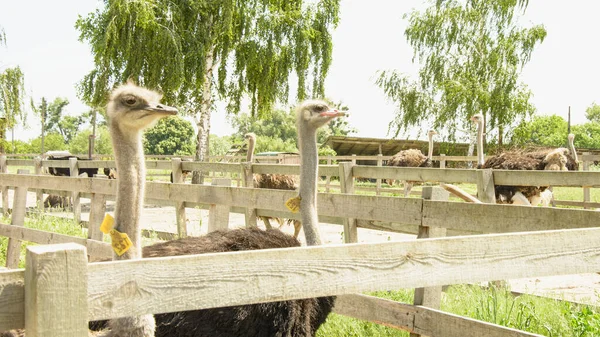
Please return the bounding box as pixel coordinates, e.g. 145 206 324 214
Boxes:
192 45 215 184
498 125 503 148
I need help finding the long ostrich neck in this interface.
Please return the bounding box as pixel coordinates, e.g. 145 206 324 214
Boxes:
246 137 255 163
476 120 484 167
298 127 322 246
110 121 145 260
427 133 434 160
568 137 578 163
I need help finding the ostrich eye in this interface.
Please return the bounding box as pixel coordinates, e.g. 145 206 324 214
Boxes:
123 96 137 106
315 105 328 113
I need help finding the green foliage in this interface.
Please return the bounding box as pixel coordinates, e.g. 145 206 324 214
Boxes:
69 126 113 155
571 122 600 149
30 132 66 152
143 117 196 155
511 115 568 147
75 0 340 115
209 134 234 157
585 103 600 123
10 139 34 154
0 66 26 129
377 0 545 141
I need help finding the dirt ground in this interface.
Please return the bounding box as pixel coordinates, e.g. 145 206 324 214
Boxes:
13 190 600 306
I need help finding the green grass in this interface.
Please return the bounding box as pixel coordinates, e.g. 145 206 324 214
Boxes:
317 286 600 336
0 213 86 268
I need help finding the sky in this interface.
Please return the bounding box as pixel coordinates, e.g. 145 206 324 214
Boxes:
0 0 599 143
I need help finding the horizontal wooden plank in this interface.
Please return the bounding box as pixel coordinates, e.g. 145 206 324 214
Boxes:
422 201 600 233
493 170 600 187
251 164 339 177
183 162 241 174
86 227 600 320
0 223 112 259
77 160 116 169
6 159 35 167
334 294 541 337
554 200 600 208
0 269 24 331
353 166 479 184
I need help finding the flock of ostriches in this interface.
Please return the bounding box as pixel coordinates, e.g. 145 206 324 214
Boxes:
1 82 580 337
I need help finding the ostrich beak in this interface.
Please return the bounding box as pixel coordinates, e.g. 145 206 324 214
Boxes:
319 109 347 118
145 103 178 116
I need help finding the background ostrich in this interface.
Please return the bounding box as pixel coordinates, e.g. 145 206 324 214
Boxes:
90 99 344 337
470 114 570 206
95 82 178 337
244 132 302 238
386 129 437 197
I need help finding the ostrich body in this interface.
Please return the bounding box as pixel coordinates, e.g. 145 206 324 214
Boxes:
244 132 302 238
386 130 437 197
89 100 344 337
98 82 178 337
471 114 570 206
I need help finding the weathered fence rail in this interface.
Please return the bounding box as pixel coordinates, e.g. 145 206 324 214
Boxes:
2 225 600 335
0 165 599 336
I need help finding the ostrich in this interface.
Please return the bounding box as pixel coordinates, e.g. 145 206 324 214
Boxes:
88 99 344 336
244 132 302 238
470 114 570 206
386 129 437 197
94 82 178 337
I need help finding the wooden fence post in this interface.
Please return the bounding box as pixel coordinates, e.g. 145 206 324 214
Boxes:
171 158 188 238
439 154 446 169
88 175 107 243
6 169 29 269
241 162 258 228
476 168 497 204
351 154 357 165
583 152 590 210
339 162 358 243
69 158 81 224
34 157 43 209
0 155 8 217
25 243 88 336
208 178 231 232
376 154 383 196
411 186 449 337
325 157 332 193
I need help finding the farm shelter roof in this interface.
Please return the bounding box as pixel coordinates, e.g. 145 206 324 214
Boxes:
323 136 471 156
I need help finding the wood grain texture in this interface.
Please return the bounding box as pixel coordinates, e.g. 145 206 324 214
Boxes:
6 170 28 269
353 166 479 184
492 170 600 187
422 200 600 233
0 156 8 217
339 162 358 243
0 223 112 259
69 158 81 224
208 178 232 232
171 158 187 238
87 227 600 320
25 243 88 336
0 269 24 331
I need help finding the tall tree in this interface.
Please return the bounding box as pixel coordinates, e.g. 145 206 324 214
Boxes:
76 0 340 182
31 97 48 154
0 67 26 153
377 0 546 146
585 102 600 123
0 28 27 153
143 116 196 155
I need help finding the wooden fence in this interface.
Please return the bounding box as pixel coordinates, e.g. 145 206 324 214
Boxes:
0 159 599 336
